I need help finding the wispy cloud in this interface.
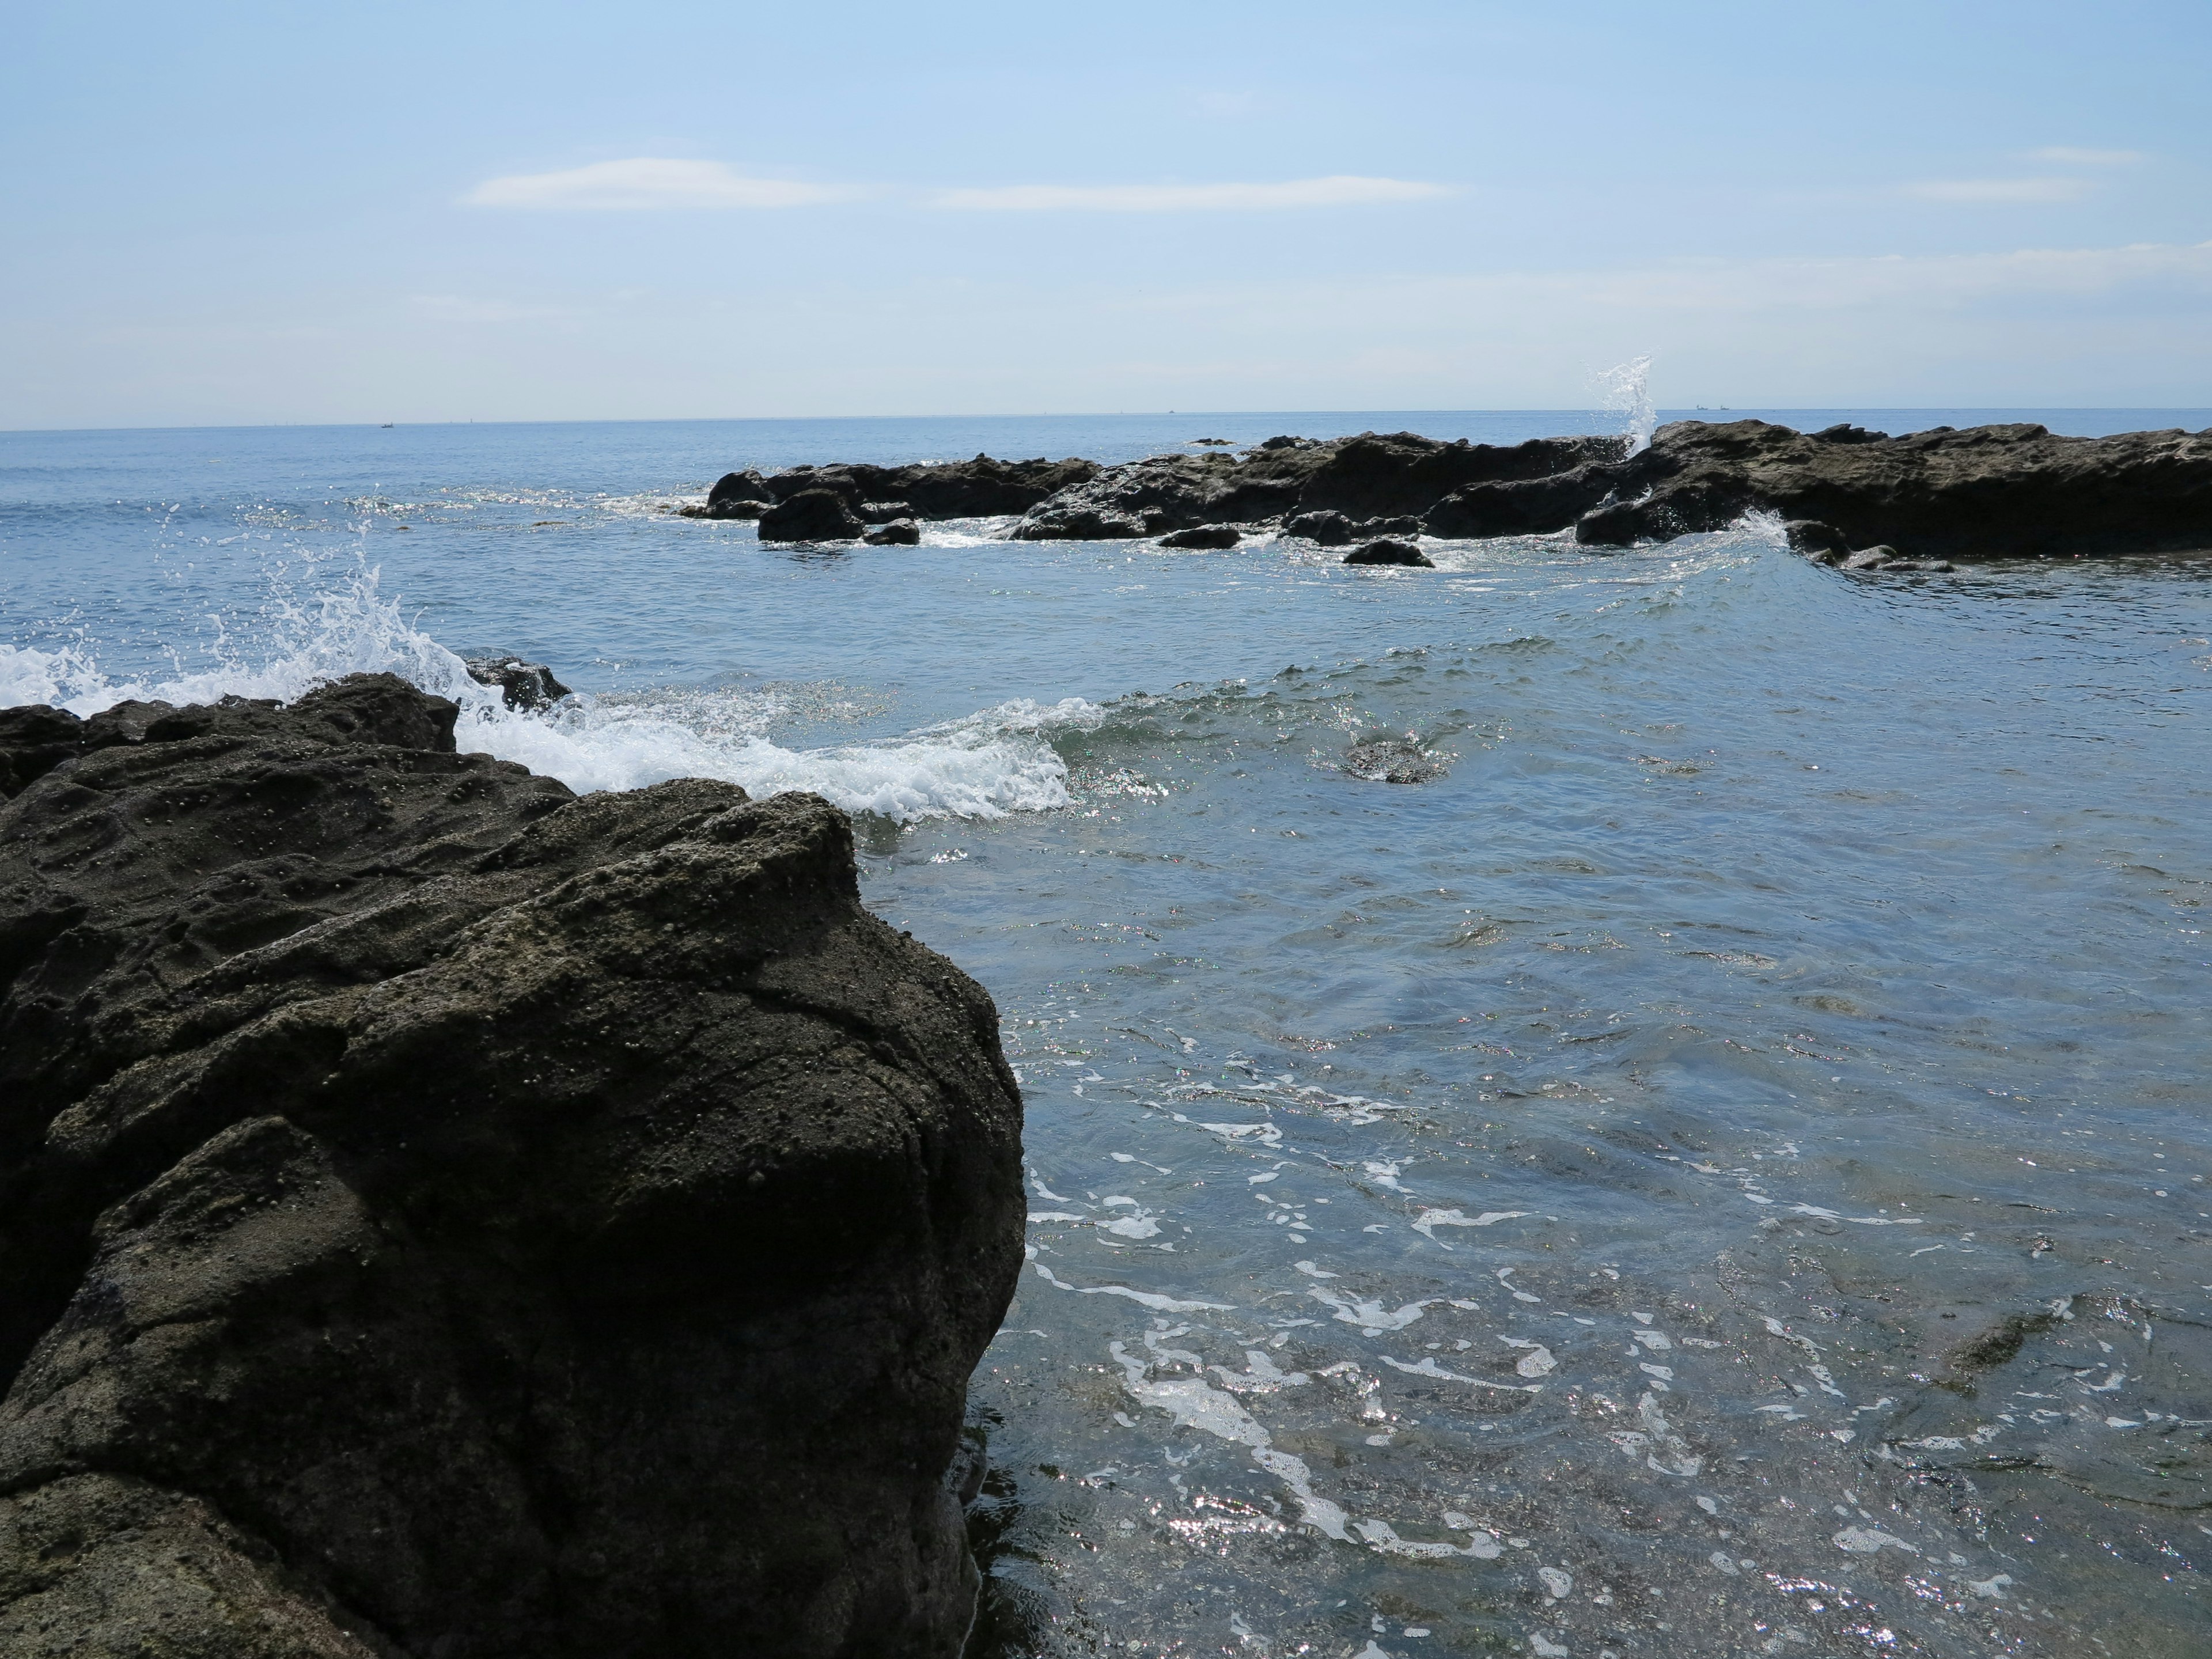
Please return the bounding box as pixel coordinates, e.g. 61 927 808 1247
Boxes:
1902 176 2089 204
928 176 1449 211
464 158 852 210
2028 146 2147 166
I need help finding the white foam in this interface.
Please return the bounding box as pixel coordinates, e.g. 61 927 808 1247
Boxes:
1 567 1095 824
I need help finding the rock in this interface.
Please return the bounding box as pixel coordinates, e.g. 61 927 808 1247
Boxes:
1156 524 1241 550
464 654 571 711
1343 539 1433 567
1188 438 1233 447
1574 419 2212 558
864 518 922 546
759 456 1098 521
1783 519 1851 560
1841 545 1900 570
1011 431 1627 541
1342 734 1445 783
0 675 1025 1658
707 469 774 512
759 488 865 543
859 499 918 523
706 497 766 520
1422 467 1619 539
1285 510 1355 546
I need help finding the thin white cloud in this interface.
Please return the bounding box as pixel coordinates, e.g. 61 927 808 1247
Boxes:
1902 177 2088 204
2028 146 2147 166
464 158 851 210
929 176 1449 211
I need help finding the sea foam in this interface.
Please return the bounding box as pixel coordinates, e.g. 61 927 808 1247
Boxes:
0 569 1090 822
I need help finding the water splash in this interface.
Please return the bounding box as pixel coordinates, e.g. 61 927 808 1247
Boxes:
1596 354 1656 455
0 567 1090 823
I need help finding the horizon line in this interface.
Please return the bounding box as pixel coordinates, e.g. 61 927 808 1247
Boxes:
8 405 2212 439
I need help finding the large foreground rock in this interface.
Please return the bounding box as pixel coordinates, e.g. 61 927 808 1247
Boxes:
0 675 1025 1658
1571 419 2212 558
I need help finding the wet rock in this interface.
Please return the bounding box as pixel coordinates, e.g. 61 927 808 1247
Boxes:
0 674 1025 1658
1156 524 1242 550
1342 733 1445 783
1343 539 1433 567
1012 431 1626 542
708 469 774 512
864 517 922 546
1574 418 2212 559
1189 437 1233 447
859 499 918 523
1285 509 1356 546
759 456 1097 521
1840 545 1899 570
464 654 571 711
759 487 865 543
1422 466 1620 539
1783 519 1851 561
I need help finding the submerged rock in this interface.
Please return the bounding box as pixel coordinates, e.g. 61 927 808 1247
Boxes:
1343 539 1433 567
0 675 1025 1658
464 653 571 711
865 517 923 546
760 487 865 543
1342 733 1446 783
1157 523 1242 550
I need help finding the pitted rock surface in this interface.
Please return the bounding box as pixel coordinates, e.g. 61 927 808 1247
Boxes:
0 673 1024 1659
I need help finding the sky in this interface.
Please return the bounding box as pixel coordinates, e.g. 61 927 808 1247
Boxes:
3 0 2209 428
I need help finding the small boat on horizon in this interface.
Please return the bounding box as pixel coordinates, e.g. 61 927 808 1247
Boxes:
380 422 394 429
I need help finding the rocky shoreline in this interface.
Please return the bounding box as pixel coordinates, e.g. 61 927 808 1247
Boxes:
0 676 1025 1658
688 419 2212 566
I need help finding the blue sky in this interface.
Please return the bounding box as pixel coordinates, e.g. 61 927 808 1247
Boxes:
3 0 2208 427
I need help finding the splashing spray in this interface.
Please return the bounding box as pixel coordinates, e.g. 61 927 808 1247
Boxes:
1596 354 1656 456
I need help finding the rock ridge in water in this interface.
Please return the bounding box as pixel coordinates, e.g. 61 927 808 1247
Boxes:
0 674 1025 1658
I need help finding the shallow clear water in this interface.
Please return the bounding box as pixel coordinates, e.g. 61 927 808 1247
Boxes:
5 411 2210 1658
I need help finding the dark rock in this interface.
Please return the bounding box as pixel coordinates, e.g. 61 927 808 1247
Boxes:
1841 545 1900 570
1012 430 1628 541
759 456 1098 521
0 673 1025 1658
1342 733 1446 783
706 497 766 520
1284 510 1356 546
1189 438 1233 447
864 518 922 546
1423 466 1619 539
858 499 918 523
464 655 571 711
1157 524 1242 550
1782 519 1851 560
759 488 865 543
1574 419 2212 558
707 469 773 511
1343 539 1433 567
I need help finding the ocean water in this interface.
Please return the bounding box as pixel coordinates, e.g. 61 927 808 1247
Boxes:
4 410 2210 1658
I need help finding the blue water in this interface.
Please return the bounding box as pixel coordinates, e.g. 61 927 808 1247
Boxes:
5 411 2210 1658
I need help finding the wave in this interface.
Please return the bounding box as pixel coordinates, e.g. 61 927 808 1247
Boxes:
0 570 1096 823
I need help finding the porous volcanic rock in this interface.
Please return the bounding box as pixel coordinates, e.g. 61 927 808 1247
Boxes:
0 674 1025 1659
759 487 866 543
1571 419 2212 558
759 455 1098 521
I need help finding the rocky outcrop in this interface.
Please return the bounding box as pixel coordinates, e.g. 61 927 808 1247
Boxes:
760 487 866 543
757 456 1098 521
1011 432 1628 541
0 675 1025 1658
1570 419 2212 558
865 518 922 546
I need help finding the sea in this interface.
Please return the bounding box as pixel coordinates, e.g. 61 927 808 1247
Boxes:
3 408 2209 1658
